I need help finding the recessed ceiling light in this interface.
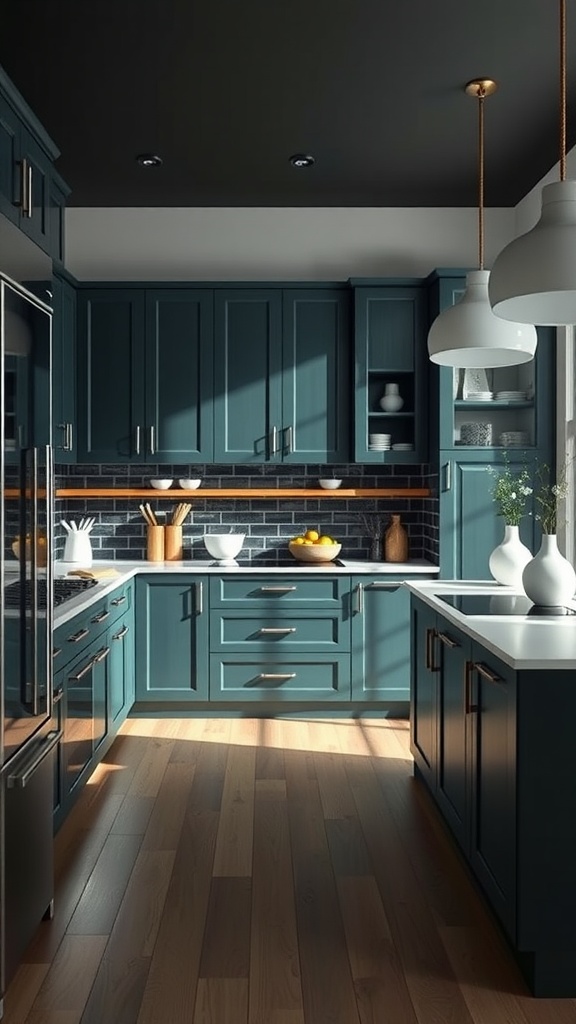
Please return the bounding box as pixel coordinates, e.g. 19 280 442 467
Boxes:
289 153 315 168
136 153 163 167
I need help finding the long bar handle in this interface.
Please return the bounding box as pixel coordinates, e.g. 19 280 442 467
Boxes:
270 424 278 455
149 425 156 455
258 627 297 634
257 673 296 681
6 730 62 789
437 630 460 649
18 157 31 216
57 423 73 451
30 447 39 715
90 609 110 624
473 661 504 685
284 424 293 454
110 595 127 606
135 424 141 455
465 661 479 713
260 586 297 593
67 627 90 644
443 461 452 492
425 626 440 672
355 582 364 614
69 657 96 681
26 160 33 217
196 581 203 615
113 626 129 640
94 646 110 663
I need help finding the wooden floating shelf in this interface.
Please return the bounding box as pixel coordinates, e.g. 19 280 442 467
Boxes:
55 487 431 499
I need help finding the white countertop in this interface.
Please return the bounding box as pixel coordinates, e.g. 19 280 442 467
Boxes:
53 558 439 627
406 579 576 670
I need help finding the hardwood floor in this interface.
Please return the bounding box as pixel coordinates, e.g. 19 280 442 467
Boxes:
4 716 576 1024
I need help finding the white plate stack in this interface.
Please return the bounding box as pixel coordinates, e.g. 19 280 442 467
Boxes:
368 433 391 450
464 391 493 402
499 430 530 447
494 390 527 402
391 443 414 451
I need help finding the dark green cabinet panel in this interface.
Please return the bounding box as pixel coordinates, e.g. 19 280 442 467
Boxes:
135 576 209 701
439 454 539 579
211 575 344 606
145 290 214 461
410 598 437 788
354 286 428 463
351 579 411 700
434 622 470 852
77 290 146 462
108 604 135 728
214 288 349 463
0 93 52 253
209 654 351 701
52 274 77 462
213 290 282 462
210 610 345 650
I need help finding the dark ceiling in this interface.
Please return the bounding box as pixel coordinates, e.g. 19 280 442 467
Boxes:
1 0 573 208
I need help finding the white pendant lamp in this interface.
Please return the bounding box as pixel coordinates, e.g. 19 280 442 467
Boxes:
428 80 537 367
489 0 576 325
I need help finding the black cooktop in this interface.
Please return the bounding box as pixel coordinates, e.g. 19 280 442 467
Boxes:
4 576 97 609
438 594 576 616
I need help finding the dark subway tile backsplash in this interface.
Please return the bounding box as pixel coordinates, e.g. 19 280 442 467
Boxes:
54 463 439 564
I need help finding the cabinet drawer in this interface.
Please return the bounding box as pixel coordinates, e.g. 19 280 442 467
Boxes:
107 582 133 625
210 611 348 650
209 655 351 701
210 575 344 607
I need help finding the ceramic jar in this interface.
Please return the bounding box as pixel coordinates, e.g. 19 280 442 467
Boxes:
488 524 532 587
384 514 408 563
521 534 576 607
379 383 404 413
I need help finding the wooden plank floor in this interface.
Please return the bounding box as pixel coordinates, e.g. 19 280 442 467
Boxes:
5 716 576 1024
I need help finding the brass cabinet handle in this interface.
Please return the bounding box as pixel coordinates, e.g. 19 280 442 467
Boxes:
473 661 504 685
437 630 460 649
465 660 479 713
258 627 297 634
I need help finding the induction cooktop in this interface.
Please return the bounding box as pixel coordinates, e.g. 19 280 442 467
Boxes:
438 594 576 616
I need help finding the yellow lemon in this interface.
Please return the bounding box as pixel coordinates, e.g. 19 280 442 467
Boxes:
292 536 305 545
302 539 314 545
317 535 335 545
304 529 319 542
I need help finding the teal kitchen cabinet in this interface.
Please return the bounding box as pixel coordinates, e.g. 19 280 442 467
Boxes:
410 597 516 941
76 288 214 462
353 285 428 463
51 273 77 462
0 83 55 255
108 593 135 729
208 573 351 701
439 453 540 580
135 575 209 701
213 288 350 463
350 578 411 700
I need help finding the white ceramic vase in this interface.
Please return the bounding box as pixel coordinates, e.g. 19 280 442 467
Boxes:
521 534 576 607
379 383 404 412
488 524 532 587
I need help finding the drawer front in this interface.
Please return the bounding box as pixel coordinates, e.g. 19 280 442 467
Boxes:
211 575 344 606
209 655 351 701
54 600 110 667
210 611 348 650
107 582 133 626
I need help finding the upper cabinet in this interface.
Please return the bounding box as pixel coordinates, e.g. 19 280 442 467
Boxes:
353 285 428 463
0 67 68 259
213 288 350 463
52 273 77 462
76 288 214 463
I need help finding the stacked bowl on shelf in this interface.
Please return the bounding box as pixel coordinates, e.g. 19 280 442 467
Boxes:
368 433 391 450
494 390 527 402
499 430 530 447
465 391 493 402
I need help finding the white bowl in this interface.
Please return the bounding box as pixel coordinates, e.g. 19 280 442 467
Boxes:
149 479 173 490
204 533 246 563
318 479 343 489
178 479 201 489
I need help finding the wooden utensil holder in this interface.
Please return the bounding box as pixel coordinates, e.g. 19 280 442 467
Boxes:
164 525 183 561
147 525 165 562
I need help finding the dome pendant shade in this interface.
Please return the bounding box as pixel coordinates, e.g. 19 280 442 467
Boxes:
428 270 538 367
489 180 576 325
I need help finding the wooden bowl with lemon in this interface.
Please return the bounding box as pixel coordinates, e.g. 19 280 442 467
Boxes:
288 529 342 563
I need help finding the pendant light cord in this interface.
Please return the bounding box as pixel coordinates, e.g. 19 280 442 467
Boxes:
560 0 567 181
478 85 485 271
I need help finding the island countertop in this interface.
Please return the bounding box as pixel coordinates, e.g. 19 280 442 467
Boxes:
405 579 576 670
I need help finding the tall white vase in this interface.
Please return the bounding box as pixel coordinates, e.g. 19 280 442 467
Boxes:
488 524 532 587
521 534 576 607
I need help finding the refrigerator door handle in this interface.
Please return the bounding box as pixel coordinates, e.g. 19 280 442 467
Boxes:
6 730 62 789
30 447 39 716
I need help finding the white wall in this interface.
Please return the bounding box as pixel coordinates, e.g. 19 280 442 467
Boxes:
65 206 516 282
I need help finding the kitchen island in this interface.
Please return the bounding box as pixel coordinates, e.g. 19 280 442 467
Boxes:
406 579 576 998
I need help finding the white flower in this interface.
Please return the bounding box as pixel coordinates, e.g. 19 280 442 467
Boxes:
510 492 516 500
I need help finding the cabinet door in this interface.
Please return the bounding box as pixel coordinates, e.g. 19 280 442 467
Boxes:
281 289 350 463
108 605 135 729
145 289 214 462
214 290 283 462
52 274 77 462
135 576 209 701
0 93 20 227
439 454 538 579
468 646 517 940
354 286 428 463
351 579 410 700
18 129 50 252
435 624 470 851
77 290 146 462
409 598 439 788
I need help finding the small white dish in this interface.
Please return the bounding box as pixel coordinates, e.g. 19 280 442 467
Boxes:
178 479 201 489
150 479 173 490
318 479 342 489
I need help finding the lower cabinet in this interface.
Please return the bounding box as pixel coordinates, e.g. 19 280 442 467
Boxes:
350 577 410 699
410 594 576 997
108 601 135 728
134 575 209 701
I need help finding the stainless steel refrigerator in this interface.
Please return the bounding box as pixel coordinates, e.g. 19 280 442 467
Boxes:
0 273 57 1012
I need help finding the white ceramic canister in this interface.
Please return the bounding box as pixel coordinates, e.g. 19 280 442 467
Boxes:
379 383 404 412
